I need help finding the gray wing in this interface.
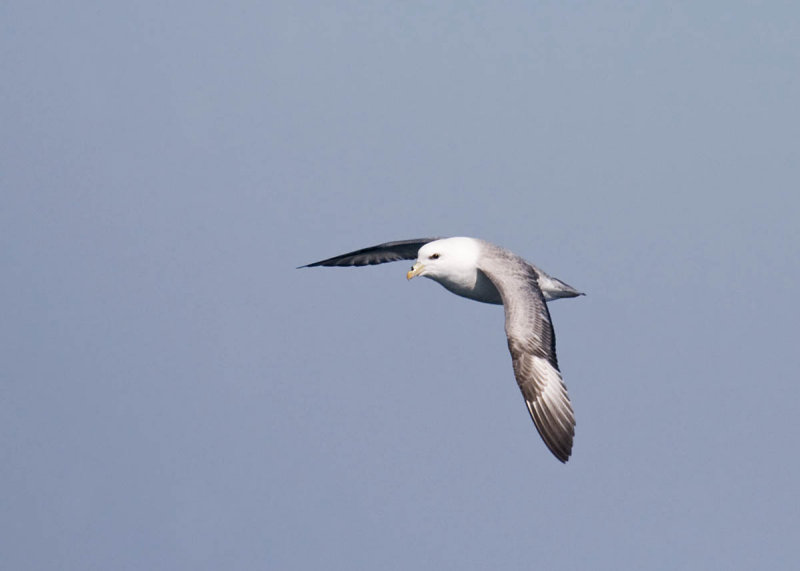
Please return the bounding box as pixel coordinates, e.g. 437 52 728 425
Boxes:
479 257 575 463
299 238 440 268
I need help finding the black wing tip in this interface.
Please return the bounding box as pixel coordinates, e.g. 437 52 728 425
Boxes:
297 258 363 269
547 436 573 463
553 447 572 463
527 401 575 463
545 434 573 463
535 430 574 463
298 260 373 269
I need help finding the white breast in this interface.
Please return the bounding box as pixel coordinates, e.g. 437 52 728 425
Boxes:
431 269 503 305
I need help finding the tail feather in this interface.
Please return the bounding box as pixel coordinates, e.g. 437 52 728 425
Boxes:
538 273 585 301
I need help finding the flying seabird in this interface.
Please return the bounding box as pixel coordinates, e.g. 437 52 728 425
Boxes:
300 237 584 463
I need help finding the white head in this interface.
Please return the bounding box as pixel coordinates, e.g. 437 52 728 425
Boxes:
406 237 481 282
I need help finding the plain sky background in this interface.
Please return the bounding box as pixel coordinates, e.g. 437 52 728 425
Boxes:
3 2 799 569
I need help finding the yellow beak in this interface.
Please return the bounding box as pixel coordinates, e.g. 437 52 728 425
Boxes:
407 262 424 280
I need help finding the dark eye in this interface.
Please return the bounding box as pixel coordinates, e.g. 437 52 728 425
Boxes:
430 253 440 260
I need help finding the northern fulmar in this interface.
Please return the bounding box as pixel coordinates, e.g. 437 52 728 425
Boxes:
300 237 584 463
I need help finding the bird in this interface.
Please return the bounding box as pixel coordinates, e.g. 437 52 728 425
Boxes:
300 237 584 462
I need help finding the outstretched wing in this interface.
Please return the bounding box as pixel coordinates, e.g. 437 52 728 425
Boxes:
299 238 440 268
479 256 575 463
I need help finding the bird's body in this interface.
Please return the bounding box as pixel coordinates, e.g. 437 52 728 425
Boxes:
300 237 583 462
302 236 583 303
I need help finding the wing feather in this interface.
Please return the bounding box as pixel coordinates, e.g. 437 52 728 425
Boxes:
479 251 576 463
299 238 440 268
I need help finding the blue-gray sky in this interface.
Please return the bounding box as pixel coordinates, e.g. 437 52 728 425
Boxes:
3 2 799 569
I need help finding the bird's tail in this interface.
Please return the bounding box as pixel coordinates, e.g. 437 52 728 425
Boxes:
539 273 585 301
